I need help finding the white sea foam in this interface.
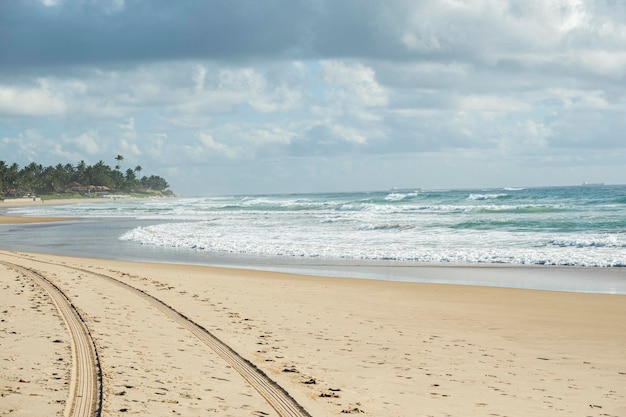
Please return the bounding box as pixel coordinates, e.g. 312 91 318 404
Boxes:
9 186 626 268
468 193 508 200
384 192 417 201
119 223 625 267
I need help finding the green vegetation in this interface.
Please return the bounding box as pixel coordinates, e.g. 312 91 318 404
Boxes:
0 157 172 200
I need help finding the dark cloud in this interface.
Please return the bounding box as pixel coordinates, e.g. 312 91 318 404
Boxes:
0 0 310 68
3 0 624 74
0 0 472 70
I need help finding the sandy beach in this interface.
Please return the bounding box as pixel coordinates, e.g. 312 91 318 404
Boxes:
1 215 625 416
1 196 154 208
0 197 117 225
0 196 170 224
1 197 105 208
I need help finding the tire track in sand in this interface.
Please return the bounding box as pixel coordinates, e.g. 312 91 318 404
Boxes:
1 261 102 417
4 254 312 417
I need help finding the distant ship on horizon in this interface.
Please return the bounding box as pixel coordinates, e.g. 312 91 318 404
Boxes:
581 182 605 187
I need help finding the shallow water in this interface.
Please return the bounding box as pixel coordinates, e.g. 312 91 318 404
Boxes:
7 185 626 267
1 218 625 294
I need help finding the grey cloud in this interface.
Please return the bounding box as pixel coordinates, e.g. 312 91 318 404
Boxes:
3 1 625 73
0 1 520 69
0 0 307 68
549 109 626 149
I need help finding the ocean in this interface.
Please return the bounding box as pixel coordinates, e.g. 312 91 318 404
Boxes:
2 185 626 293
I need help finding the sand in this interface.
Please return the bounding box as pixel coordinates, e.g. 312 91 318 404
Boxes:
0 197 116 225
1 197 107 208
1 215 625 416
0 196 170 224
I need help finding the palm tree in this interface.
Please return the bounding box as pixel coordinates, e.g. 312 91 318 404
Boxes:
21 162 43 194
0 159 170 197
76 160 87 184
115 154 124 171
0 161 7 192
6 163 20 194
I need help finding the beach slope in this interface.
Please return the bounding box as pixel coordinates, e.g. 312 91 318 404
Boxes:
0 250 625 416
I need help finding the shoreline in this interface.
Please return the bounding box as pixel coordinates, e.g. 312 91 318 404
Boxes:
1 250 624 416
0 196 134 224
0 196 174 223
1 196 116 207
1 204 625 294
0 195 172 208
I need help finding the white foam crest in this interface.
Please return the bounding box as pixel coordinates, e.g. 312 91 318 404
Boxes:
239 197 275 207
548 234 625 248
362 203 471 214
10 189 626 269
357 223 414 231
384 192 418 201
237 197 336 211
468 193 508 201
118 222 626 267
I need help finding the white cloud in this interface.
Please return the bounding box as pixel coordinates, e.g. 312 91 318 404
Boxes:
242 127 296 146
193 65 207 94
457 94 532 113
321 60 389 108
215 67 302 113
119 138 141 158
9 130 49 160
328 124 368 145
1 130 82 164
68 131 101 155
497 120 553 155
249 84 302 113
401 31 443 52
0 80 66 116
118 117 136 132
576 51 626 79
194 124 298 159
142 133 167 160
197 132 241 159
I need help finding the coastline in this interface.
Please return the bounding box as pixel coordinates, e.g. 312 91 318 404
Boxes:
0 196 174 223
0 197 127 224
1 250 624 416
0 215 76 224
1 204 625 294
1 196 113 207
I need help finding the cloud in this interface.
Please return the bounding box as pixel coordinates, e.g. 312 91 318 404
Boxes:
41 0 61 7
196 132 241 159
2 0 625 69
457 94 532 113
0 80 66 116
67 131 101 155
321 60 389 108
0 1 625 194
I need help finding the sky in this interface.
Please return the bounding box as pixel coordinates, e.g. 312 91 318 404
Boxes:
1 0 625 195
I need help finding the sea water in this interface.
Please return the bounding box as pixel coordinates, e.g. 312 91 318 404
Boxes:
5 185 626 268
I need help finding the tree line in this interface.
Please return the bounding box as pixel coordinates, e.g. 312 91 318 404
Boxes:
0 155 171 198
